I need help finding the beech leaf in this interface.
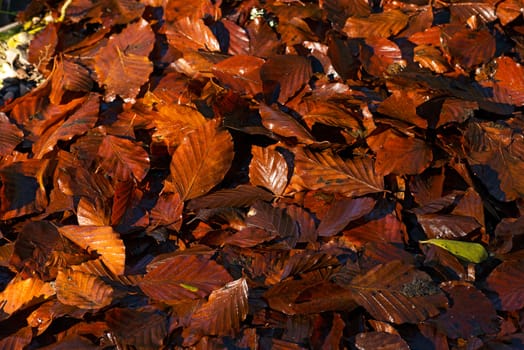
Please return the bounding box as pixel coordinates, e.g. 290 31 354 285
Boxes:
420 239 488 263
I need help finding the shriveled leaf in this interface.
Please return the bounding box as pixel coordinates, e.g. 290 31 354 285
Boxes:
170 119 234 200
97 135 150 182
58 226 125 276
138 255 232 303
343 10 408 38
186 278 249 337
0 276 55 317
56 269 113 310
293 148 384 196
249 145 288 196
368 129 433 175
93 19 154 102
420 239 488 263
485 259 524 311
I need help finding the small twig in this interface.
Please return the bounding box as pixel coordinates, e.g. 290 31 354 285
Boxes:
0 21 20 34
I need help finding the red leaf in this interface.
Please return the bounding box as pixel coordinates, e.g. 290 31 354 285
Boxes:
485 259 524 311
343 10 408 38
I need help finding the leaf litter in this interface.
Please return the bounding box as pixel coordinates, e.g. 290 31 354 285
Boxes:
0 0 523 348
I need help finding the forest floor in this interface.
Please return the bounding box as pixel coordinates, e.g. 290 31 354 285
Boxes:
0 0 523 349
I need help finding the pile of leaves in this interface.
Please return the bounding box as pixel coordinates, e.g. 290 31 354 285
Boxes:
0 0 523 348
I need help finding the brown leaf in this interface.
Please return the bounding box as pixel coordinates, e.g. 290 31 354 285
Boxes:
355 332 410 350
58 226 126 276
163 17 220 53
260 55 313 104
50 57 93 105
417 214 481 239
442 28 496 70
249 145 289 196
259 103 315 144
292 148 384 196
77 197 111 226
33 93 99 159
106 307 168 349
246 201 299 248
186 278 249 339
0 159 50 220
343 10 408 38
93 19 154 102
213 55 265 96
361 38 404 77
485 259 524 311
138 255 232 303
413 45 450 74
348 260 447 324
187 185 274 210
0 113 23 157
431 281 499 338
56 269 113 310
317 197 376 237
97 135 150 182
367 129 433 175
150 192 184 231
169 119 234 200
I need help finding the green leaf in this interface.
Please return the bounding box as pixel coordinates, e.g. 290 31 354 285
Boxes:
179 283 199 293
420 239 488 263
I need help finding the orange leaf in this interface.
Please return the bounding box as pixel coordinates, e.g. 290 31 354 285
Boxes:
56 269 113 310
0 276 55 316
170 119 234 200
94 19 154 102
58 226 125 276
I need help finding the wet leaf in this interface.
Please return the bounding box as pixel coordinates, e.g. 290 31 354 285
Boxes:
97 135 150 182
249 145 289 196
